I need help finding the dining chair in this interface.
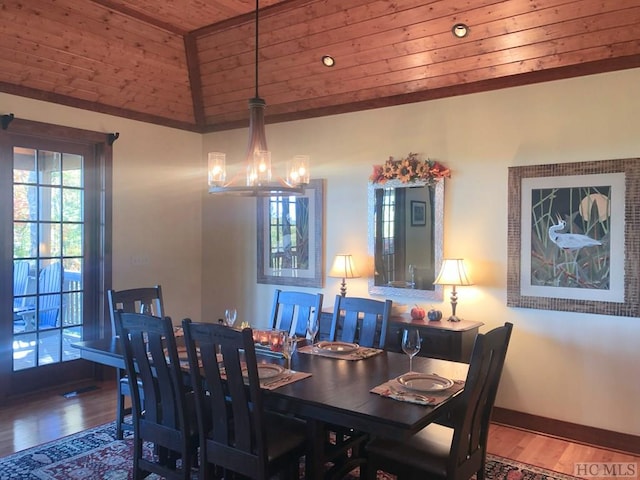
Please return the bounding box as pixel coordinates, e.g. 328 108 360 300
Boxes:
182 319 307 480
270 289 323 337
116 311 197 480
329 295 392 348
107 285 164 439
320 295 392 479
365 322 514 480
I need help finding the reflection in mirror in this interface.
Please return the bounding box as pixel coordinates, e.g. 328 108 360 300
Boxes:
368 179 444 301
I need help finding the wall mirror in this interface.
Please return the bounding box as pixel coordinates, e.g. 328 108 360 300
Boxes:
368 179 444 300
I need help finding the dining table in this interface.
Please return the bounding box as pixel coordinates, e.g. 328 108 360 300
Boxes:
72 337 469 480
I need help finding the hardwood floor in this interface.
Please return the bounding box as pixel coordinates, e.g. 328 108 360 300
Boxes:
0 379 638 479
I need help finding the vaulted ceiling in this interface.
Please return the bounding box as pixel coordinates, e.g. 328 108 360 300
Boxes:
1 0 639 132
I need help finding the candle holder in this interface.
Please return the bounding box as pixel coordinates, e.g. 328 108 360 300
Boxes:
269 329 284 352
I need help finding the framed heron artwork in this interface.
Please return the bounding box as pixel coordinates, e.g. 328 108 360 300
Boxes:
507 159 640 317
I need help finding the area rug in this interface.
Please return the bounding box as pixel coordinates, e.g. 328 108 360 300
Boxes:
0 422 582 480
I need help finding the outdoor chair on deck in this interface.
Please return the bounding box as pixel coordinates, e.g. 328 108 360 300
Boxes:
182 319 307 480
270 289 323 338
38 262 62 328
365 322 513 480
116 312 197 480
107 286 164 439
15 261 62 331
13 260 30 310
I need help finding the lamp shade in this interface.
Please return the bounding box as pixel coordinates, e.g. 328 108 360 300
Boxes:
328 254 360 279
434 258 473 286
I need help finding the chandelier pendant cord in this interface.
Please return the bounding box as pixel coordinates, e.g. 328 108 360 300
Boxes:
254 0 259 99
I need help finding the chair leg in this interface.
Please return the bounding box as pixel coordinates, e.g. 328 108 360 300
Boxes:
132 437 145 480
366 462 378 480
115 377 125 440
477 461 486 480
359 459 368 480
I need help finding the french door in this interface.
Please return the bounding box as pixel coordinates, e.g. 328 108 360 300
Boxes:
0 120 111 398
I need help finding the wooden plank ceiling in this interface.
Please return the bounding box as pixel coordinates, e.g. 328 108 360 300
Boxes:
1 0 639 132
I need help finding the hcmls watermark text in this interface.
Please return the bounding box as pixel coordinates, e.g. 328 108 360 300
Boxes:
575 463 637 477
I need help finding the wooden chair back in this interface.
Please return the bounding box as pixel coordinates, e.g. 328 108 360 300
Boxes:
107 285 164 439
330 295 392 348
270 289 323 337
116 312 194 480
448 322 513 479
107 286 163 337
182 320 272 479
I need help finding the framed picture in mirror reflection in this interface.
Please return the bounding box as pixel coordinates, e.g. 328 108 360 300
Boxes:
411 200 426 226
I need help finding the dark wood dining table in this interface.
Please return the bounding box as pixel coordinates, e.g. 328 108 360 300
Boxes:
72 337 468 480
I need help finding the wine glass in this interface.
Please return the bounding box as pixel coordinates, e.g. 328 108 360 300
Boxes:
281 333 297 372
306 316 319 348
224 308 237 327
408 264 416 288
402 328 421 373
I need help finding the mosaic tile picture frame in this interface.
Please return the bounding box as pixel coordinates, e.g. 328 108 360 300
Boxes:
507 159 640 317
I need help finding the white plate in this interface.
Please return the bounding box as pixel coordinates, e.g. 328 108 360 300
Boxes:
316 341 359 354
396 373 454 392
242 363 284 380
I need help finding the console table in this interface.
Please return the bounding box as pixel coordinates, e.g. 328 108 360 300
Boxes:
319 310 482 363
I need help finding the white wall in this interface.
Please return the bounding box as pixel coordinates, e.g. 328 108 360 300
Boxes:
3 67 637 436
202 68 640 436
1 93 204 322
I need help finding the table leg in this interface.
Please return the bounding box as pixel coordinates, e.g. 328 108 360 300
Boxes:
305 418 325 480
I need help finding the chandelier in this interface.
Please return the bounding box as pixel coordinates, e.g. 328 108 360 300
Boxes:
207 0 310 196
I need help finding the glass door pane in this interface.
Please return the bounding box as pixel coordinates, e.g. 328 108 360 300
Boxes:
12 147 85 371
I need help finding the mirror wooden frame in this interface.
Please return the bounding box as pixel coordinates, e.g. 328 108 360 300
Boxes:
367 179 444 300
257 179 324 287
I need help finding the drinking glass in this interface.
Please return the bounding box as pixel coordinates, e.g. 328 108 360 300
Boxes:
224 308 237 327
402 328 421 372
306 317 319 348
281 333 297 372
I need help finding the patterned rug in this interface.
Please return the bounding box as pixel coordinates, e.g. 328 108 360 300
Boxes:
0 422 582 480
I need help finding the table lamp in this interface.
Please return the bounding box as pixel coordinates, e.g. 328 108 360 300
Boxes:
433 258 473 322
328 254 360 297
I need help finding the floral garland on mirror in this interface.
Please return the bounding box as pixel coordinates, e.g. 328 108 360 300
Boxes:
369 152 450 185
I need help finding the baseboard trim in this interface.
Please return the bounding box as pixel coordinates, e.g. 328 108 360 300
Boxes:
492 407 640 455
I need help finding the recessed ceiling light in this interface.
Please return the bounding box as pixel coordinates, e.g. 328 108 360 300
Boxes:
452 23 469 38
321 55 335 67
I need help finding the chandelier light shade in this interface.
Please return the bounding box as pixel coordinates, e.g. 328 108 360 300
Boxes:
433 258 473 322
207 0 310 197
329 254 361 297
208 152 226 186
287 155 310 185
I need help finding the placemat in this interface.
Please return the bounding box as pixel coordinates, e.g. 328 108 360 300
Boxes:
371 375 464 406
260 370 312 390
298 344 383 360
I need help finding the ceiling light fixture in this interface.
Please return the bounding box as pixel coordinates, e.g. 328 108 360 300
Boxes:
452 23 469 38
321 55 335 67
208 0 310 197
